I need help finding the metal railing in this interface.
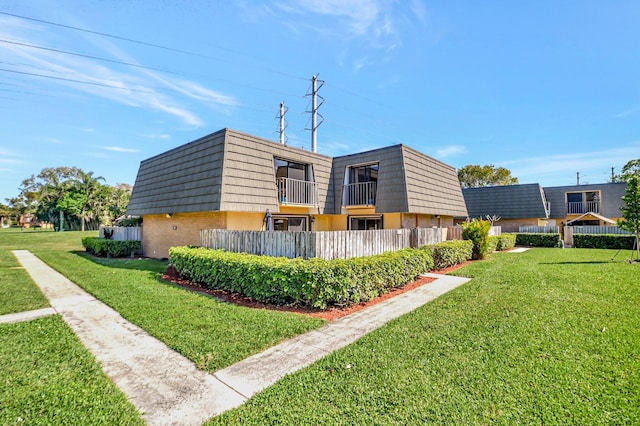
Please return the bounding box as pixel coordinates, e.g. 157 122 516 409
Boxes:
342 181 377 206
277 177 318 206
566 201 599 214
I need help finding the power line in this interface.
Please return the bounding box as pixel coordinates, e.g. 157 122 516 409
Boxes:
0 68 155 93
0 11 307 81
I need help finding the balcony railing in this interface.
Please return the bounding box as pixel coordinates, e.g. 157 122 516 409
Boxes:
277 177 318 206
342 181 377 206
567 201 600 214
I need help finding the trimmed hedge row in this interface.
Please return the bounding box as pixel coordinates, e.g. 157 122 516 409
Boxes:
496 233 517 251
573 234 636 250
169 246 435 309
515 233 563 248
82 237 142 258
423 240 473 270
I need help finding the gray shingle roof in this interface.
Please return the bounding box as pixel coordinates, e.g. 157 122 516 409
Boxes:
128 129 468 217
462 183 549 219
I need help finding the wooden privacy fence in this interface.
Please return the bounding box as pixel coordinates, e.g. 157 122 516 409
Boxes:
200 227 447 260
563 225 630 247
99 226 142 241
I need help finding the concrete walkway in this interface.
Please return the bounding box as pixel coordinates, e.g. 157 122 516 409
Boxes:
12 250 470 425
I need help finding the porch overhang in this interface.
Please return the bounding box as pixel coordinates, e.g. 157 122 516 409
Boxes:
567 211 616 225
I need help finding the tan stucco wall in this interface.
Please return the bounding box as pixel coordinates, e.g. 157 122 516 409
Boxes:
226 212 265 231
142 212 226 258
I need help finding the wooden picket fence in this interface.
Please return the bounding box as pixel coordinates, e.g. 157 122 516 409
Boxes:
200 227 447 260
99 226 142 241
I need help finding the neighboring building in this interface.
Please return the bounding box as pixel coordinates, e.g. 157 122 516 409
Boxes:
544 182 627 226
461 182 627 231
127 128 468 258
461 184 550 232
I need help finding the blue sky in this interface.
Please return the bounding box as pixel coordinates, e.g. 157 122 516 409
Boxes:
1 1 638 202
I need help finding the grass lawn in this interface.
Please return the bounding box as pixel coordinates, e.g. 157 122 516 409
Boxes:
0 228 325 372
209 248 639 425
0 315 144 425
0 250 49 315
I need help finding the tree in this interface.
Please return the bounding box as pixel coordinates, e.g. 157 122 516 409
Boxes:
11 166 127 231
611 159 640 183
458 164 519 188
618 175 640 260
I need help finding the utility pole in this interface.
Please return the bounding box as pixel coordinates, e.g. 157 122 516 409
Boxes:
306 74 324 153
611 167 615 181
278 101 287 145
576 172 580 185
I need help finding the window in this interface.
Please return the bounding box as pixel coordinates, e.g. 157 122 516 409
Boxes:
348 163 378 184
273 215 308 231
349 216 382 230
343 163 379 206
274 158 312 182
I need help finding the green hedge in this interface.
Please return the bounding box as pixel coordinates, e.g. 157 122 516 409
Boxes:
423 240 473 270
496 233 517 251
515 233 563 248
573 234 636 249
169 246 435 309
82 237 142 258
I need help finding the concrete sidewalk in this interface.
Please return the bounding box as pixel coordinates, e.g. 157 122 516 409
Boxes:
12 250 470 425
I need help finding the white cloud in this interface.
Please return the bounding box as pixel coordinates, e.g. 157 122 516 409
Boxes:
101 146 140 153
0 17 238 127
501 144 639 185
142 133 171 140
614 107 639 118
436 145 467 158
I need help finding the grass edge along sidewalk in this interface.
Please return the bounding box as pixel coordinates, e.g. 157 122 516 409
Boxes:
208 248 640 425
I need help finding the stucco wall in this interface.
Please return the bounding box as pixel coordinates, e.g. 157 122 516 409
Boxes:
142 212 226 258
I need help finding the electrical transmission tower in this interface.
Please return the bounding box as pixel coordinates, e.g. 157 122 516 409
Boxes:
277 101 288 145
305 74 324 153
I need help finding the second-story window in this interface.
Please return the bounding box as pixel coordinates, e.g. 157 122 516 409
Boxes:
274 158 318 206
349 164 378 184
343 163 379 206
274 158 312 182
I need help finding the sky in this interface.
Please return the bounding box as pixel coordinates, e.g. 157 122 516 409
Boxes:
1 1 638 202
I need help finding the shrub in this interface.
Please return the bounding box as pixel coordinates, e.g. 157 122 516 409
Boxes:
169 246 435 309
573 234 636 249
515 233 563 248
82 237 142 258
423 240 473 270
462 219 491 260
488 235 499 253
496 233 517 251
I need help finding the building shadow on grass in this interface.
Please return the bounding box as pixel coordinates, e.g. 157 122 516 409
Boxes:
71 250 168 274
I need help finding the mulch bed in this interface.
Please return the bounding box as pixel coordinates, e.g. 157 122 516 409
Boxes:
162 261 471 321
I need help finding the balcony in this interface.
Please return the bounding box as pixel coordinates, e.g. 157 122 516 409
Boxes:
567 201 600 214
277 177 318 206
342 181 377 206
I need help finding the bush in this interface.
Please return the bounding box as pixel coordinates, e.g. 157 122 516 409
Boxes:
515 233 563 248
462 219 491 260
82 237 142 258
497 233 517 251
169 246 435 309
573 234 636 249
424 240 473 270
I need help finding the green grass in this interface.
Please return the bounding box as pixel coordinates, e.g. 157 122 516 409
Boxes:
209 248 640 425
0 315 144 425
0 227 93 252
34 250 325 371
0 250 49 315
